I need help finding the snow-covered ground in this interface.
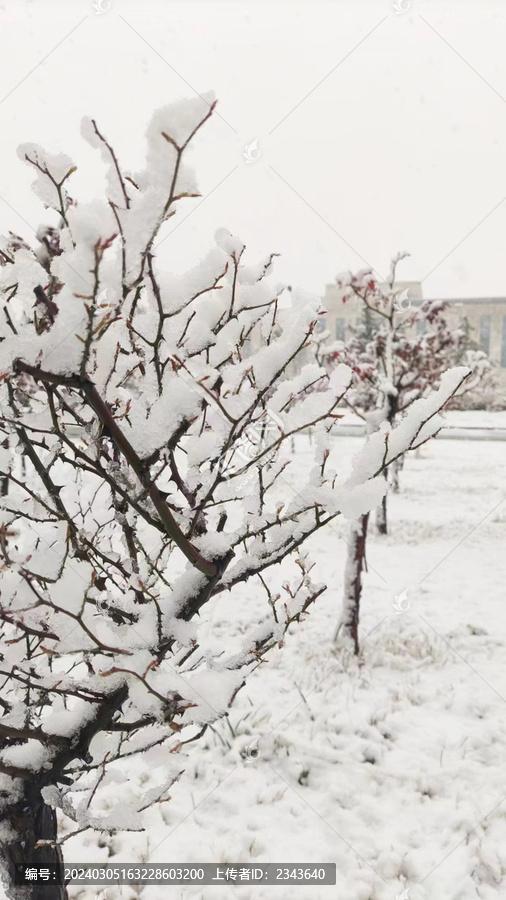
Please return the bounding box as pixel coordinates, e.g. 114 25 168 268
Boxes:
13 423 506 900
336 409 506 437
442 410 506 428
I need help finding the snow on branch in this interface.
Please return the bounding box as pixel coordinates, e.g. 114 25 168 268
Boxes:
0 99 470 850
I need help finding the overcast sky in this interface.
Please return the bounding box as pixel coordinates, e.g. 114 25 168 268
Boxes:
1 0 505 300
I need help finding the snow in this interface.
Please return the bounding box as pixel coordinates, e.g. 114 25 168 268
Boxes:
121 379 201 458
215 228 245 257
17 422 500 900
66 199 116 249
16 142 75 209
0 741 53 773
344 367 470 488
147 92 215 159
43 699 98 739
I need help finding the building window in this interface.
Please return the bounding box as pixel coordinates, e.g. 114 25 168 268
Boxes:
480 315 491 355
501 317 506 367
335 318 345 341
315 316 327 333
416 319 427 336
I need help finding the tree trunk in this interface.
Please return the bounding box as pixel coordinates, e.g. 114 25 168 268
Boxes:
1 438 8 496
335 513 369 654
0 781 68 900
389 455 403 493
374 395 397 533
375 471 388 534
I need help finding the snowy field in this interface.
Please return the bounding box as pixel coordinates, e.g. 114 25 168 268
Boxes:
2 4 506 898
39 422 506 900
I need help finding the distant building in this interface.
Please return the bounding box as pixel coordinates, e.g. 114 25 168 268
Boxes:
322 281 506 382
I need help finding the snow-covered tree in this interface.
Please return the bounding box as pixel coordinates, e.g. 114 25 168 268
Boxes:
0 98 470 898
323 257 485 652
